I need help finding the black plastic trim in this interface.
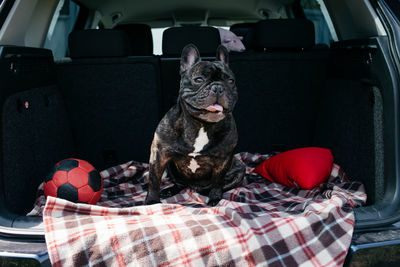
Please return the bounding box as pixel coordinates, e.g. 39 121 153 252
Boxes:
344 239 400 267
353 1 400 229
0 238 49 266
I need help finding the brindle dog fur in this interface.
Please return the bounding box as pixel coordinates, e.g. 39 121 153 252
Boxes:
145 44 245 206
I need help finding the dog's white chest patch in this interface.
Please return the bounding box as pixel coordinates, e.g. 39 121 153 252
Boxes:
188 127 209 172
188 127 209 158
188 158 201 173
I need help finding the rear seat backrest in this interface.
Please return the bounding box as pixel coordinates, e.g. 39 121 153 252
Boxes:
254 19 315 51
68 29 131 58
160 26 221 112
0 46 75 214
230 19 329 154
114 23 154 56
58 29 161 170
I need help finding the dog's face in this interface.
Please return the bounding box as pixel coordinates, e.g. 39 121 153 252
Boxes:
179 44 238 123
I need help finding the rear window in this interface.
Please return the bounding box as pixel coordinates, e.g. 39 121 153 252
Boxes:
152 28 166 55
44 0 80 59
301 0 336 45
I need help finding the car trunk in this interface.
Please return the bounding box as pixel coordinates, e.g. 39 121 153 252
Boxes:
0 35 398 234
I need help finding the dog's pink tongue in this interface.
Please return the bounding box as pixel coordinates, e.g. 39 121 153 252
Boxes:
205 104 223 112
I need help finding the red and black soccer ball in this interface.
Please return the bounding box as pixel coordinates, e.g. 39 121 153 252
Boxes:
44 158 103 204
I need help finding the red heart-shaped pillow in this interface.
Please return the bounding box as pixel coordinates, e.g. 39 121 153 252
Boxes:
254 147 334 189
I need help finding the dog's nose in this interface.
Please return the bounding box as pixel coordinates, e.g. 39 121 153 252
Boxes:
211 84 224 95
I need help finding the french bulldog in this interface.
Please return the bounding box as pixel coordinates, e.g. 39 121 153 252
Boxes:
145 44 245 206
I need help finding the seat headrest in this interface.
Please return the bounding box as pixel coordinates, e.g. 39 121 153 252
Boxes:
113 23 153 56
230 23 256 50
69 30 131 58
162 26 220 56
255 19 315 50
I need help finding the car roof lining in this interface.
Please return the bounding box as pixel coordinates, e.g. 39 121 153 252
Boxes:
76 0 295 28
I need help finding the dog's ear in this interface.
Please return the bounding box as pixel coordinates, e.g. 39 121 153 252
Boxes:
216 45 229 66
180 44 200 74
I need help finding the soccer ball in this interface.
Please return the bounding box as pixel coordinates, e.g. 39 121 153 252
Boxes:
44 158 103 204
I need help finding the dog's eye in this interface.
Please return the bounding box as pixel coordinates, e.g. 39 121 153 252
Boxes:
227 79 235 85
194 77 204 84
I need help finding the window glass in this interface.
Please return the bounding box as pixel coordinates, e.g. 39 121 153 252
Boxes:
151 28 166 55
44 0 80 59
300 0 336 45
0 0 15 30
0 0 4 15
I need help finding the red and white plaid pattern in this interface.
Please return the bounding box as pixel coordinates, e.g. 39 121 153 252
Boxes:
29 153 366 266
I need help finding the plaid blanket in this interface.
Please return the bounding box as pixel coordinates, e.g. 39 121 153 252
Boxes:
28 153 366 267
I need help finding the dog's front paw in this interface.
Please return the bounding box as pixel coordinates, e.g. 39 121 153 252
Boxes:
207 198 221 206
207 188 222 206
160 185 184 198
144 194 161 205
